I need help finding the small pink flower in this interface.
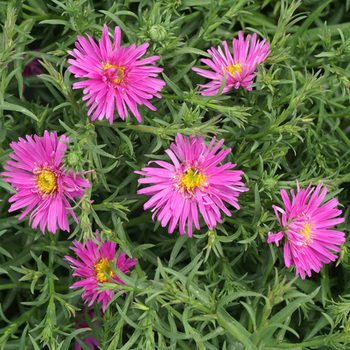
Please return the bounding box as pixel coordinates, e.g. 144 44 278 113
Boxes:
135 133 248 237
192 31 270 94
68 24 166 124
268 181 346 279
1 131 90 234
74 312 100 350
23 49 43 77
64 238 137 312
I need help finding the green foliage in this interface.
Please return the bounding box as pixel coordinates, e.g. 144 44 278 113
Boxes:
0 0 350 349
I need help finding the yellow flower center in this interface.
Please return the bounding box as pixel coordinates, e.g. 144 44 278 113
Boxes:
103 62 126 84
94 257 114 283
226 63 243 77
36 169 57 195
178 168 207 193
299 223 314 245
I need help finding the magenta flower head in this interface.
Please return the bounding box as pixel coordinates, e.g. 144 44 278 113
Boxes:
23 49 43 77
135 133 248 237
268 181 346 279
68 24 166 124
192 31 270 95
1 130 90 234
74 312 100 350
64 237 137 312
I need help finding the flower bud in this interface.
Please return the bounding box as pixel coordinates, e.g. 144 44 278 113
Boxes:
149 25 167 42
66 151 81 166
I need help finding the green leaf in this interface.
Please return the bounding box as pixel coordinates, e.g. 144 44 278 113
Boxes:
168 234 188 268
0 179 15 193
290 0 333 49
39 19 69 26
217 291 266 310
28 334 41 350
217 308 257 350
162 73 184 98
0 246 13 259
61 327 91 348
257 287 321 344
0 102 38 121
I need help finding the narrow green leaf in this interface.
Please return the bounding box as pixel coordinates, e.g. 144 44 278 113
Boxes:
290 0 332 49
0 102 38 121
39 19 69 26
217 308 257 350
258 287 320 343
18 324 29 350
0 246 13 259
29 334 41 350
168 235 188 268
162 73 184 98
61 327 91 348
217 291 265 309
252 184 261 225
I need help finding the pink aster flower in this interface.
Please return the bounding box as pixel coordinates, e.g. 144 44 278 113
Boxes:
1 130 90 234
23 58 43 77
68 24 166 124
23 49 43 77
74 312 100 350
267 181 346 279
64 238 137 312
135 133 248 237
192 31 270 94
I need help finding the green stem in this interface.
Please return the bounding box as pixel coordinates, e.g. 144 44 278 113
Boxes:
265 339 329 348
67 91 87 121
159 93 182 100
48 233 55 293
336 127 350 148
0 282 68 291
327 99 347 110
21 4 46 15
178 340 193 350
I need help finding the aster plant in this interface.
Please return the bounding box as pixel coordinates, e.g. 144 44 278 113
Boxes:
67 24 166 124
136 133 248 237
1 130 90 234
192 31 271 94
2 0 350 348
64 238 137 312
267 181 346 279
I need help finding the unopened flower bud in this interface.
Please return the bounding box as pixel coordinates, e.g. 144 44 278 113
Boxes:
67 152 81 166
149 25 167 42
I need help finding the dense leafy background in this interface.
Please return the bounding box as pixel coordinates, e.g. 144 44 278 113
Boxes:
1 0 350 349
